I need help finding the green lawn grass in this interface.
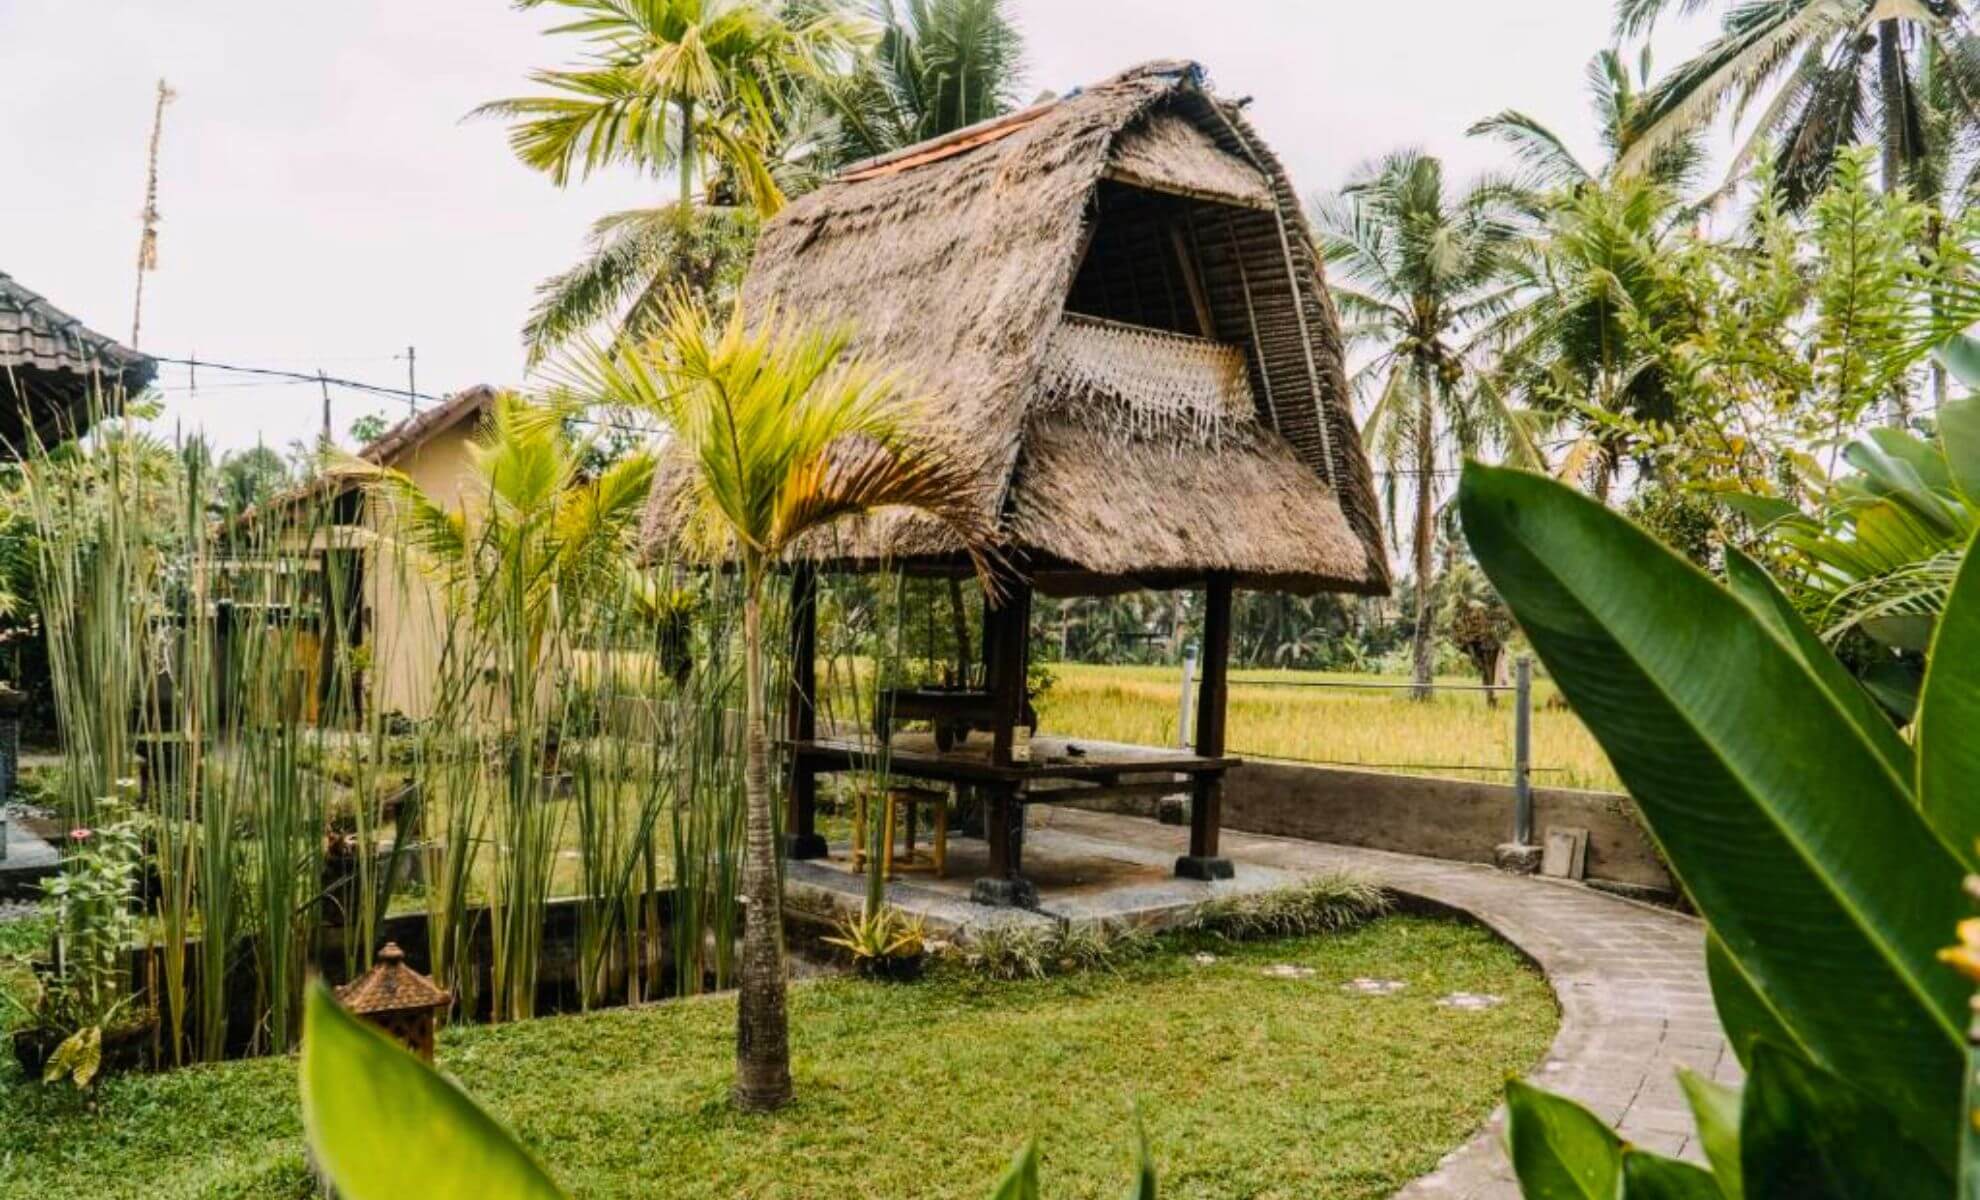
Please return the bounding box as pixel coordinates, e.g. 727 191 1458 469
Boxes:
1037 662 1621 793
0 916 1554 1199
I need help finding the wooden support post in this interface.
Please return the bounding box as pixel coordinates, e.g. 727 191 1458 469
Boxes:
973 577 1038 908
784 564 827 860
986 579 1032 768
1179 573 1236 881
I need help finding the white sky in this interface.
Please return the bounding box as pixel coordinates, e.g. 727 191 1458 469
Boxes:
0 1 1716 456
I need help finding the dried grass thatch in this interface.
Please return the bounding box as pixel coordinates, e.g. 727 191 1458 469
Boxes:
640 60 1387 596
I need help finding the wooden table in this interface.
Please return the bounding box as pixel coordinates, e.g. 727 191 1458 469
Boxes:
787 732 1237 905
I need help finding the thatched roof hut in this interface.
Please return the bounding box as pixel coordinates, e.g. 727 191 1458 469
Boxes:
0 271 154 451
642 59 1388 597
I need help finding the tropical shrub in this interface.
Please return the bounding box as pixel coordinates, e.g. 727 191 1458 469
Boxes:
1459 459 1980 1195
1730 393 1980 720
15 796 146 1086
823 906 929 980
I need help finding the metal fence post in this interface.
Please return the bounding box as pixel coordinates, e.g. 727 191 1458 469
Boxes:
1513 655 1533 846
1177 641 1199 748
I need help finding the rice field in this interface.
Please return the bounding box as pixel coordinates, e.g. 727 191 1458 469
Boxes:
1035 662 1622 793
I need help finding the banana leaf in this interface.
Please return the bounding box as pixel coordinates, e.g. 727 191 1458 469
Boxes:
1503 1079 1621 1199
1620 1152 1723 1199
300 983 568 1200
1917 532 1980 863
1739 1042 1952 1198
1678 1069 1743 1200
1458 462 1968 1169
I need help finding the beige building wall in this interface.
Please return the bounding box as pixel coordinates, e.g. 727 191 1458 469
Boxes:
363 422 481 720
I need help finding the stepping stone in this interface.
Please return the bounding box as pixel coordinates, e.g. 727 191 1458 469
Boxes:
1261 963 1314 979
1192 952 1218 965
1437 991 1504 1010
1343 977 1407 995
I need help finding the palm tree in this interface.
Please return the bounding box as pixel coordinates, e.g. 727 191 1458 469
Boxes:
1313 151 1534 698
1477 177 1694 500
1469 49 1701 501
477 0 866 213
1615 0 1980 206
482 1 867 363
568 295 997 1111
521 204 758 366
1471 46 1704 191
823 0 1027 160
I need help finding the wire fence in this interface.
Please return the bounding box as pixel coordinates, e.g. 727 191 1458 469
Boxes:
1175 652 1548 840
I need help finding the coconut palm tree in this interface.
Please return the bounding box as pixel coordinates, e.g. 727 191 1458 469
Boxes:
822 0 1027 160
1476 176 1694 500
1469 49 1702 501
477 0 866 212
482 1 867 364
1313 151 1535 698
567 295 996 1111
1471 46 1705 191
520 204 759 366
1615 0 1980 206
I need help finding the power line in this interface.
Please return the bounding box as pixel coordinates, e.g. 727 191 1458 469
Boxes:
148 352 655 438
152 354 450 405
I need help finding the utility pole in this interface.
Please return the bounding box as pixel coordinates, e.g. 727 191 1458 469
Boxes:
318 370 332 450
397 345 417 415
131 78 176 350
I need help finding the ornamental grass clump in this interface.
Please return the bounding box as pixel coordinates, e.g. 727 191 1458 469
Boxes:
1187 874 1391 942
951 920 1154 981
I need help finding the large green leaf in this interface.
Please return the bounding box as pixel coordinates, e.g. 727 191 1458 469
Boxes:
1718 492 1808 532
1721 549 1909 781
1458 463 1968 1168
1941 395 1980 500
1917 534 1980 859
1503 1079 1621 1199
300 983 568 1200
1677 1069 1743 1200
1621 1150 1723 1199
1705 932 1802 1071
1739 1042 1952 1198
987 1141 1042 1200
1936 333 1980 392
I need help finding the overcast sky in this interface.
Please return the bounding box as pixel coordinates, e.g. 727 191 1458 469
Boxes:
0 1 1715 456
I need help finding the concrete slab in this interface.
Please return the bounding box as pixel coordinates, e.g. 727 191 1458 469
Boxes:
0 814 60 899
784 805 1297 939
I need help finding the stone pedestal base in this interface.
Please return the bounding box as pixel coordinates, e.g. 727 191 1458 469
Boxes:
971 876 1039 908
785 833 829 862
1175 855 1235 881
1494 842 1543 875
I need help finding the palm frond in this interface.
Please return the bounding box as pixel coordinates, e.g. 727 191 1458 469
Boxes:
1467 110 1594 188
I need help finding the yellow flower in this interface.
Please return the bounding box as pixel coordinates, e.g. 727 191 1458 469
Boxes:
1937 918 1980 984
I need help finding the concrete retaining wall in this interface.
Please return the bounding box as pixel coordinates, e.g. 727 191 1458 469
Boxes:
1220 760 1673 894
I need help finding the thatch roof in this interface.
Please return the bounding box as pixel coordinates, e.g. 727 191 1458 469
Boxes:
641 60 1387 596
0 271 154 451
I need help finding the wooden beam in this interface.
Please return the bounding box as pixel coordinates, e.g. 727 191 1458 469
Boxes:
1101 166 1277 211
784 563 826 859
1168 219 1218 339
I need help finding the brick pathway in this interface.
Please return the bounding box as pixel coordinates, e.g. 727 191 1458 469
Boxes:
1035 809 1735 1200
